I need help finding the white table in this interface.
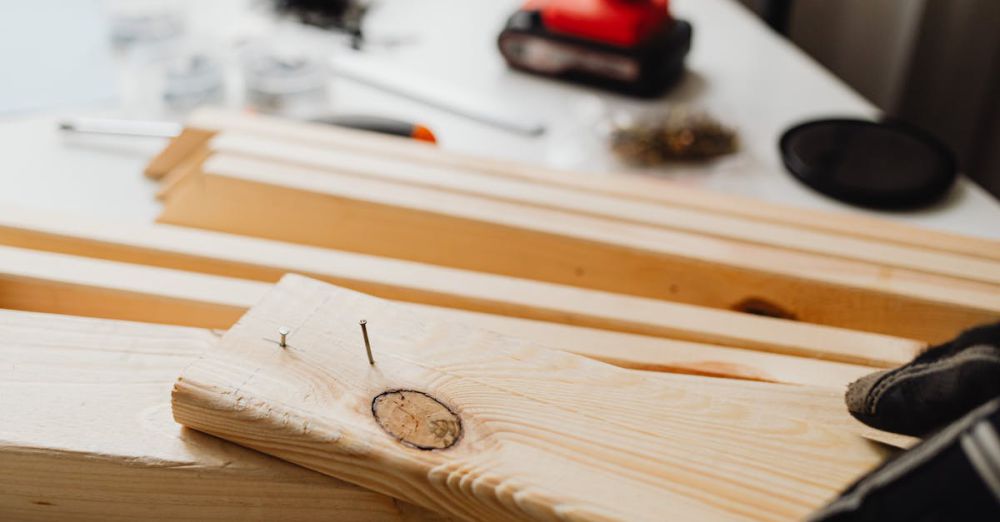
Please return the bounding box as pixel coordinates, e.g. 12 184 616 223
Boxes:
1 0 997 238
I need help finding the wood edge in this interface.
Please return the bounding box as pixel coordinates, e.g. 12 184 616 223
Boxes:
156 146 213 201
144 127 216 180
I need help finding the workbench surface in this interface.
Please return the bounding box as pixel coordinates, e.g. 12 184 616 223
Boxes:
1 0 997 238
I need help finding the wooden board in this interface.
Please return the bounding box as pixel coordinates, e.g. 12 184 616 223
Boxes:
0 244 257 329
0 244 881 388
157 153 1000 343
198 131 1000 287
0 208 922 367
180 109 1000 262
0 247 912 448
0 253 908 447
172 275 892 522
0 309 446 522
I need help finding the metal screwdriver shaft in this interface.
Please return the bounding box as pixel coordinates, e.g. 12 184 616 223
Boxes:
359 320 375 365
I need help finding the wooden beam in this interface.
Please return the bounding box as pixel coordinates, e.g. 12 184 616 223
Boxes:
157 153 1000 343
0 208 923 367
202 131 1000 287
172 275 892 522
0 309 445 522
0 244 880 388
0 309 907 521
184 109 1000 262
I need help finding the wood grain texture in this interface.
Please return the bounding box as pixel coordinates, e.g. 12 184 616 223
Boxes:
0 244 881 388
0 310 446 522
172 275 893 522
205 131 1000 287
157 153 1000 343
0 208 922 367
0 248 906 447
185 109 1000 262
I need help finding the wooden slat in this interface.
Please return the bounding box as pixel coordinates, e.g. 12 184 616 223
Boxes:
0 245 257 329
172 275 891 522
184 108 1000 262
202 131 1000 287
0 244 881 388
157 153 1000 343
0 310 445 522
0 208 922 367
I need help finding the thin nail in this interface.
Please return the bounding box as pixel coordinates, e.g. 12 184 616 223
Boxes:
360 320 374 365
278 326 290 348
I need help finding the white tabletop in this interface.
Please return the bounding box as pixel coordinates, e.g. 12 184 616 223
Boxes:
1 0 997 238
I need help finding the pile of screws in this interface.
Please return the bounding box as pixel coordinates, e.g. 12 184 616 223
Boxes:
609 109 738 165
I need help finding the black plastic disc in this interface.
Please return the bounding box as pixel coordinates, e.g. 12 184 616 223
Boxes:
779 118 956 209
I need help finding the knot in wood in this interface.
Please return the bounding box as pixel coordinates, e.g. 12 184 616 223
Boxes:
372 390 461 450
732 297 796 320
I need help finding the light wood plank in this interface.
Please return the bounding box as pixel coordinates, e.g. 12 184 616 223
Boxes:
0 208 922 367
157 153 1000 343
0 310 446 522
0 244 916 452
0 244 880 388
184 109 1000 262
202 131 1000 287
0 250 905 445
172 275 892 522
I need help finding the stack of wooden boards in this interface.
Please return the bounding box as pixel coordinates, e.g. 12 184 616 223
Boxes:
2 108 998 521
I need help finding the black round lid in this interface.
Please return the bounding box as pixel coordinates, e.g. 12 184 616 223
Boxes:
779 118 956 209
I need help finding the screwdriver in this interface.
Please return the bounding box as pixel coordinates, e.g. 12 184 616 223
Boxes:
59 114 436 143
312 115 436 143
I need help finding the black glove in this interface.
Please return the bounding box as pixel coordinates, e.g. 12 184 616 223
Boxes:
811 322 1000 522
846 322 1000 436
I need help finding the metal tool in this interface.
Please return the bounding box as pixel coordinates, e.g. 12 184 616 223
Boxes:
58 115 436 142
329 52 546 137
58 118 183 138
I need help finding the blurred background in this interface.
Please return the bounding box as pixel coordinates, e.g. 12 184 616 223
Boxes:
0 0 996 235
741 0 1000 198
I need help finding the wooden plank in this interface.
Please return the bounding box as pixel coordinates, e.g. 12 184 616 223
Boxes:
0 245 914 450
0 208 923 367
144 127 216 179
642 371 915 449
0 244 257 329
157 153 1000 343
172 275 892 522
184 109 1000 262
0 244 880 388
0 248 904 444
203 131 1000 287
0 309 446 522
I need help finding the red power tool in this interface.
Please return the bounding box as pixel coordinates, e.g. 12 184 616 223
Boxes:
498 0 691 97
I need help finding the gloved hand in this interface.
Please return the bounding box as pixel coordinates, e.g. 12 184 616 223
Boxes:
811 322 1000 522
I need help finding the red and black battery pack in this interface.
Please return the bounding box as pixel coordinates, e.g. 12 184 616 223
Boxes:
498 0 692 97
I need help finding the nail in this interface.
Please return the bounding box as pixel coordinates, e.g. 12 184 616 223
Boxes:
278 326 290 348
360 319 374 365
